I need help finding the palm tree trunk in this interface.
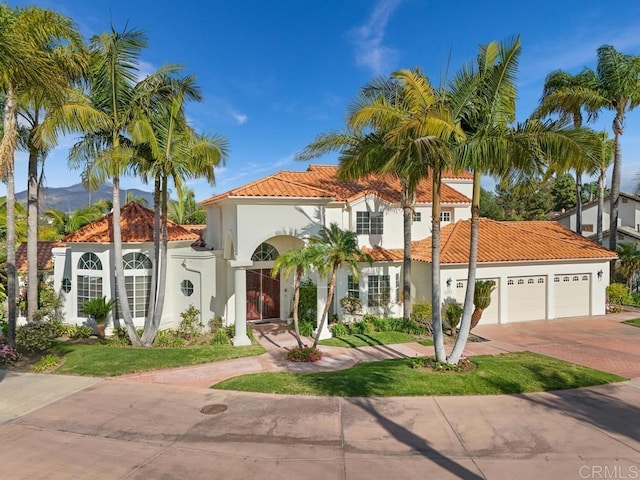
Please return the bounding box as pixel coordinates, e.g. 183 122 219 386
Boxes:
292 269 303 347
113 174 142 346
26 145 39 322
597 167 605 244
1 87 19 345
313 266 337 348
609 120 622 252
448 169 480 364
146 176 168 346
575 171 583 234
141 176 160 344
402 192 414 320
431 169 446 362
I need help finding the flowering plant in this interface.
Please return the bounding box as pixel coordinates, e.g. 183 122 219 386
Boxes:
0 338 21 365
286 344 322 362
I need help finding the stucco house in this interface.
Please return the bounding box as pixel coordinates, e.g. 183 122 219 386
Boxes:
49 165 616 345
555 192 640 245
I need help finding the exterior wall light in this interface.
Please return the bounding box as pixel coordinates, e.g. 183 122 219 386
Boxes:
597 270 603 280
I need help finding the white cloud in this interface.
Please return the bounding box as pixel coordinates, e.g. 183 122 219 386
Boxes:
229 109 248 125
349 0 403 75
136 60 157 82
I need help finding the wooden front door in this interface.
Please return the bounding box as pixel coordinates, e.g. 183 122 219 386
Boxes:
246 269 280 320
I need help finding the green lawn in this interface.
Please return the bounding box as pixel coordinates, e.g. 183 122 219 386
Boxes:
212 351 624 396
622 318 640 328
319 331 427 348
52 342 266 376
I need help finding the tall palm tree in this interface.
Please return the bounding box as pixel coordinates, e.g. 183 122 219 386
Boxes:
68 26 151 346
446 38 592 365
0 5 84 344
616 243 640 290
130 72 228 346
536 68 599 233
44 202 110 237
169 186 206 224
271 246 320 347
308 223 372 348
595 132 614 244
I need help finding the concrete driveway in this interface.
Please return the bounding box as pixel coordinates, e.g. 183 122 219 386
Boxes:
470 311 640 378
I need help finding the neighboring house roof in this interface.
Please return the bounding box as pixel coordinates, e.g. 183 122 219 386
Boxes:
15 241 66 272
590 226 640 242
200 164 472 206
62 202 199 243
368 219 617 264
553 192 640 221
181 224 206 236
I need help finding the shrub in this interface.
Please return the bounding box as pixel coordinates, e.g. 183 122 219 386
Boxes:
177 305 203 340
298 279 317 322
410 356 427 369
208 315 223 334
68 325 93 340
352 319 375 334
225 325 254 341
371 316 392 332
0 315 8 338
32 354 60 373
410 301 433 334
442 299 463 333
630 292 640 306
390 318 425 335
607 283 631 311
212 327 231 345
0 338 20 365
154 329 184 347
15 321 58 352
331 322 349 338
430 355 474 373
298 320 315 337
112 327 131 344
286 345 322 362
340 296 363 315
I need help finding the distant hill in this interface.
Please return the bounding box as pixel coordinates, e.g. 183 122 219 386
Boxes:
15 183 154 213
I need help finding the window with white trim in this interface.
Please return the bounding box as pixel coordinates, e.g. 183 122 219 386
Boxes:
440 211 451 222
356 211 384 234
77 253 103 316
347 275 359 299
368 275 390 307
119 253 152 319
251 243 279 261
413 212 421 222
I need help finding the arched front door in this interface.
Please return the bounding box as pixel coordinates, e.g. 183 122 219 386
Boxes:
246 269 280 320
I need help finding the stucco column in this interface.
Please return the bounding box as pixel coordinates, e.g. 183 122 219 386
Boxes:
315 274 331 340
232 266 251 346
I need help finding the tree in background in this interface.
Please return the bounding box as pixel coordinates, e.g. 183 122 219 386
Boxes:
169 186 206 224
479 187 504 220
550 173 577 212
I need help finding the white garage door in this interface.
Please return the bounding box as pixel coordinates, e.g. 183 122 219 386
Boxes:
507 276 547 322
554 274 590 318
454 278 500 325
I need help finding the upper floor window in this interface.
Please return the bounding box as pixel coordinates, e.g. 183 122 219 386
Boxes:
582 224 594 232
251 243 279 261
356 211 383 234
78 253 102 270
440 211 451 222
123 252 152 269
413 212 422 222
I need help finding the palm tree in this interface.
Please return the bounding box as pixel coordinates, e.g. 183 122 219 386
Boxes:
595 132 614 244
616 243 640 290
470 280 496 329
169 186 206 224
68 25 151 346
271 246 320 347
0 5 83 345
44 202 110 237
129 72 228 346
446 38 592 365
308 223 372 348
536 68 599 233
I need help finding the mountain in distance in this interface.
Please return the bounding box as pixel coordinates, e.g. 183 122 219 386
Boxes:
15 183 155 213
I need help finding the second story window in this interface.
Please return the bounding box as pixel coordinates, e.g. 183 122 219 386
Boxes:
356 211 383 234
413 212 422 222
440 211 451 222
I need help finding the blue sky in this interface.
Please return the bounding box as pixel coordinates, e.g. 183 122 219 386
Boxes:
5 0 640 201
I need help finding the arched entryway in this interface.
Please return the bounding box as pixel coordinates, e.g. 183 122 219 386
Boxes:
247 243 280 321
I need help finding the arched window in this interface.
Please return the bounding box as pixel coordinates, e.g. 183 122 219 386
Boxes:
119 252 151 320
123 252 152 269
251 243 279 261
78 253 102 270
77 253 103 316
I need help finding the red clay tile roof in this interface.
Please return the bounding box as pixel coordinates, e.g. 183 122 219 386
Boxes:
200 164 471 206
15 241 65 272
361 245 403 262
62 202 199 243
410 219 617 264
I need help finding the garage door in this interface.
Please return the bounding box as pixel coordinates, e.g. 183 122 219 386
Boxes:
554 274 590 318
454 278 500 325
507 276 546 322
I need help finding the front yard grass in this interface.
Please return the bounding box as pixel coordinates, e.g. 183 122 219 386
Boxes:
52 342 266 376
212 351 624 396
319 331 428 348
622 318 640 328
